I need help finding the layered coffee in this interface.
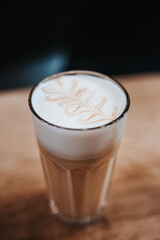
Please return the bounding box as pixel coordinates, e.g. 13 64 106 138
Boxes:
29 71 129 224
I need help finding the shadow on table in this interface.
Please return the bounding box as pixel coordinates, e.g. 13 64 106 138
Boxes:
0 191 110 240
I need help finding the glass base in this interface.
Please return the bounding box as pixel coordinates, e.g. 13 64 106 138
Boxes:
49 200 106 226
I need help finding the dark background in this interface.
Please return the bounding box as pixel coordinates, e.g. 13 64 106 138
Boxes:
0 1 160 90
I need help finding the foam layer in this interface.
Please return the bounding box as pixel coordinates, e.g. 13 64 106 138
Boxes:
31 74 126 129
30 72 129 159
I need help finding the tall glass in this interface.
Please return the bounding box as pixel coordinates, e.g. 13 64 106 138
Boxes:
28 70 130 225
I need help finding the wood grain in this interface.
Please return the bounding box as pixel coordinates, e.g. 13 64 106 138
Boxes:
0 73 160 240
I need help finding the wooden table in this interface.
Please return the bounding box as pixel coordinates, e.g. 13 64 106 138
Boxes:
0 73 160 240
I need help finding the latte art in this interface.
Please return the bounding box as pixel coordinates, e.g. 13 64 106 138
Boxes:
32 74 126 129
42 78 118 125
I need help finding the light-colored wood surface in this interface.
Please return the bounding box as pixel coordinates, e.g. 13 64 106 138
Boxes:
0 73 160 240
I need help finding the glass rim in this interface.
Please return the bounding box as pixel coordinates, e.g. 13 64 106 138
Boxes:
28 70 130 131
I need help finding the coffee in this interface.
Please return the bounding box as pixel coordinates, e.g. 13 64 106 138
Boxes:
38 140 118 222
29 71 129 224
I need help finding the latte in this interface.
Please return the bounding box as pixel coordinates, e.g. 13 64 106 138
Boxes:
28 70 130 224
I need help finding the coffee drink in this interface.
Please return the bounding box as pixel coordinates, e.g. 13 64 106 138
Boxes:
29 71 129 224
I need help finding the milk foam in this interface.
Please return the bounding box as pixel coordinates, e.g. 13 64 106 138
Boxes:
32 74 126 129
30 72 129 160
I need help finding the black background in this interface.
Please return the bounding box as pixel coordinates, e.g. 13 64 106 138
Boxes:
0 1 160 89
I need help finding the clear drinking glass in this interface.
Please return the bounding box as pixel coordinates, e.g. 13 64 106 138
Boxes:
28 70 130 225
